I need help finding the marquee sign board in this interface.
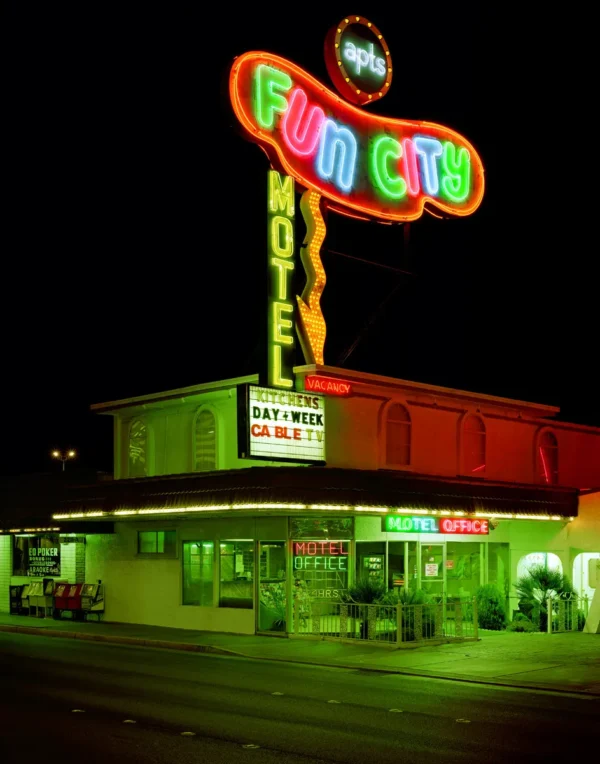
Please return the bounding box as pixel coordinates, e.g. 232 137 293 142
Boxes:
238 384 326 463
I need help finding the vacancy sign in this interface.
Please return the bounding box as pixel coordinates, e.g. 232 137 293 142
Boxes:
246 385 326 462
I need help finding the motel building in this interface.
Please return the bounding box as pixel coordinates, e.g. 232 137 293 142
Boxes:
1 366 599 636
1 17 599 637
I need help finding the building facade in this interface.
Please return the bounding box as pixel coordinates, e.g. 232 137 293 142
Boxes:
2 365 599 634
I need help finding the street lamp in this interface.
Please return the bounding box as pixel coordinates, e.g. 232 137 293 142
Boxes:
52 449 77 471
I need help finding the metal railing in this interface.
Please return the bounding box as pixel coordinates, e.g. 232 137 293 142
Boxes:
293 598 479 645
546 594 590 633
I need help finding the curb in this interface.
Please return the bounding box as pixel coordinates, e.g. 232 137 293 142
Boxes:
2 624 598 698
0 624 240 657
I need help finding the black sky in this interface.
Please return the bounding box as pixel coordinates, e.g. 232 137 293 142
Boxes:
2 5 597 476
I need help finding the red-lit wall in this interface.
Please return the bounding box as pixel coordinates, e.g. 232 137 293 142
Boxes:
312 369 600 489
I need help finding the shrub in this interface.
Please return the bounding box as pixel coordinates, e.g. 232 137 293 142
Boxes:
473 584 507 630
341 576 388 604
513 563 575 631
506 614 537 633
378 588 430 606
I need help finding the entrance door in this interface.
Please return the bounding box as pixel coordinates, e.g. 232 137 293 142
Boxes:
420 542 445 601
256 541 287 633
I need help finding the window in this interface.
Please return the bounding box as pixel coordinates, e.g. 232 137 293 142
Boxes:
219 541 254 609
183 542 214 606
463 415 486 474
129 419 148 477
386 403 411 466
195 409 216 471
538 431 558 484
138 530 176 555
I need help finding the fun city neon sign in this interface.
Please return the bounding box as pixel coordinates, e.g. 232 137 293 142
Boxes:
229 16 484 384
229 24 484 224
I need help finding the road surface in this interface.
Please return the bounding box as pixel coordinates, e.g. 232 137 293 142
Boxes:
0 632 596 763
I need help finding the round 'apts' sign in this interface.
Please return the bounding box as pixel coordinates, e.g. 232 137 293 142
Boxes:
325 15 392 105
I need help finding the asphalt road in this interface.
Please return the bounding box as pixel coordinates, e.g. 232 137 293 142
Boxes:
0 632 597 764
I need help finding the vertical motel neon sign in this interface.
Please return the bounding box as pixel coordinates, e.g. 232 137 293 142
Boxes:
267 170 296 389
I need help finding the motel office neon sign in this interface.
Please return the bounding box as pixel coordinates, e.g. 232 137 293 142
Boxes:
293 540 349 570
383 515 489 535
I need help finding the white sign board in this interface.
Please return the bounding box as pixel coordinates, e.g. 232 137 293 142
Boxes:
247 385 326 462
425 563 439 577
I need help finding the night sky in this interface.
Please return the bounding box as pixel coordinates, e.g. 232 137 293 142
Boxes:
3 6 597 477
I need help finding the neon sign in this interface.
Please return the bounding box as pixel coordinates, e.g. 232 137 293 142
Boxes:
267 170 296 389
304 375 352 396
229 52 484 223
383 516 489 535
324 16 392 106
293 540 349 570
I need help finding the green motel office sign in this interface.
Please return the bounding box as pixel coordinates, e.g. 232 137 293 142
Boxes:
383 515 489 535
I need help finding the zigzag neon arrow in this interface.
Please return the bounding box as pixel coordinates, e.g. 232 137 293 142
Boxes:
297 190 326 365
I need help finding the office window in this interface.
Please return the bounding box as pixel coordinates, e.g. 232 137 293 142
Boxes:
183 542 214 606
195 409 216 471
219 541 254 609
129 419 148 477
463 415 486 474
538 431 558 484
138 530 176 555
386 403 411 466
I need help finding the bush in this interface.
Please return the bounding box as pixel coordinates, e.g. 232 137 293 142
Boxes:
513 564 576 632
506 614 537 633
473 584 507 630
379 588 430 606
341 576 387 604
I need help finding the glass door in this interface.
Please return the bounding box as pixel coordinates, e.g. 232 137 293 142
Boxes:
420 542 445 602
257 541 287 633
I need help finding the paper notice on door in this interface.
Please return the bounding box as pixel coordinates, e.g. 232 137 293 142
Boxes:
425 563 439 577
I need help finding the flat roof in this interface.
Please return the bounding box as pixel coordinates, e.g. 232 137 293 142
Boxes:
90 366 561 417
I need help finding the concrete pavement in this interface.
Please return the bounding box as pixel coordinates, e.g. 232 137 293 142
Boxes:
1 613 598 696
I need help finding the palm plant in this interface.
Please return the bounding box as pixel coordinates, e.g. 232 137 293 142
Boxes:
513 563 575 631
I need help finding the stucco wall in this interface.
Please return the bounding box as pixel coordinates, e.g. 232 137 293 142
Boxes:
85 517 286 632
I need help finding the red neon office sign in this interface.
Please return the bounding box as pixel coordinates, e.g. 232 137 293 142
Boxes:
304 375 352 396
229 52 484 223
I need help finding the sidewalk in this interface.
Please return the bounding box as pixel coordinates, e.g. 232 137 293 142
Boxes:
1 614 599 696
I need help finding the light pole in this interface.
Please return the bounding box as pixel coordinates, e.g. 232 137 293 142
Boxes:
51 449 77 472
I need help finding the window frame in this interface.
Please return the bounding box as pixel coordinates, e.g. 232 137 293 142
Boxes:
383 401 412 468
536 429 559 485
182 540 215 607
136 529 178 559
193 406 218 472
462 413 487 475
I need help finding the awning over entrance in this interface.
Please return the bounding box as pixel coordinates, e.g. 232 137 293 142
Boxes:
49 467 578 520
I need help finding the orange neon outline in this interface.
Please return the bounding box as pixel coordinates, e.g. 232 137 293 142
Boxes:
324 15 393 106
229 51 485 224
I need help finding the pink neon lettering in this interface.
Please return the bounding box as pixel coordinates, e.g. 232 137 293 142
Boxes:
402 138 420 196
307 542 317 555
281 87 325 157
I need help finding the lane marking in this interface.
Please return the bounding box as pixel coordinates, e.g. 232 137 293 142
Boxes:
122 720 137 724
455 718 471 723
389 708 403 713
181 731 196 736
71 709 85 713
271 692 284 696
242 744 260 749
327 700 341 704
